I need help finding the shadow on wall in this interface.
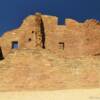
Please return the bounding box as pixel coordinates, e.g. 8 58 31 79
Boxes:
40 18 46 49
0 47 4 60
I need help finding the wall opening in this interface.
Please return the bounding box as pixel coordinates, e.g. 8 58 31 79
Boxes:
12 41 18 49
59 42 65 50
32 31 34 33
28 38 32 42
0 47 4 60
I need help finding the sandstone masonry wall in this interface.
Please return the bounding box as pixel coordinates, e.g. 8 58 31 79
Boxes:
0 13 100 58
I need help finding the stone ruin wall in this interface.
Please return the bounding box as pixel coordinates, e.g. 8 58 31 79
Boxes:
0 13 100 58
0 13 58 58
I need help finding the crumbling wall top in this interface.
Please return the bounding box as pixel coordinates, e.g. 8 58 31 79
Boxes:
84 19 100 26
65 19 81 28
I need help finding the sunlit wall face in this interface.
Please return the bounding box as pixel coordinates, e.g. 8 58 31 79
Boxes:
0 0 99 36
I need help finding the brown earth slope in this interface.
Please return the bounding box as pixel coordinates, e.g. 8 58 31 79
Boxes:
0 49 100 91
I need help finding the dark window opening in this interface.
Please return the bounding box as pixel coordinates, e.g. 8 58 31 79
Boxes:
12 41 18 49
28 38 32 42
0 47 4 60
59 42 65 50
32 31 34 33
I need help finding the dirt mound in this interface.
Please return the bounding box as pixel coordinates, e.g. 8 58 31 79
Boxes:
0 49 100 91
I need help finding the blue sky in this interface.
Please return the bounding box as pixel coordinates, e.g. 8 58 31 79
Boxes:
0 0 100 36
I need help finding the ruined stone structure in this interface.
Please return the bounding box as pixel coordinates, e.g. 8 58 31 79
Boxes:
0 12 100 59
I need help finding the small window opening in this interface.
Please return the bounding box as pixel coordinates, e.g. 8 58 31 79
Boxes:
32 31 34 33
12 41 18 49
28 38 32 42
59 42 65 50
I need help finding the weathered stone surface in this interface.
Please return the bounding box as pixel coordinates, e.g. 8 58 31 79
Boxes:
0 13 100 91
0 49 100 91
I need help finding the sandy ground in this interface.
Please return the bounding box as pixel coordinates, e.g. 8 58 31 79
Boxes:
0 89 100 100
